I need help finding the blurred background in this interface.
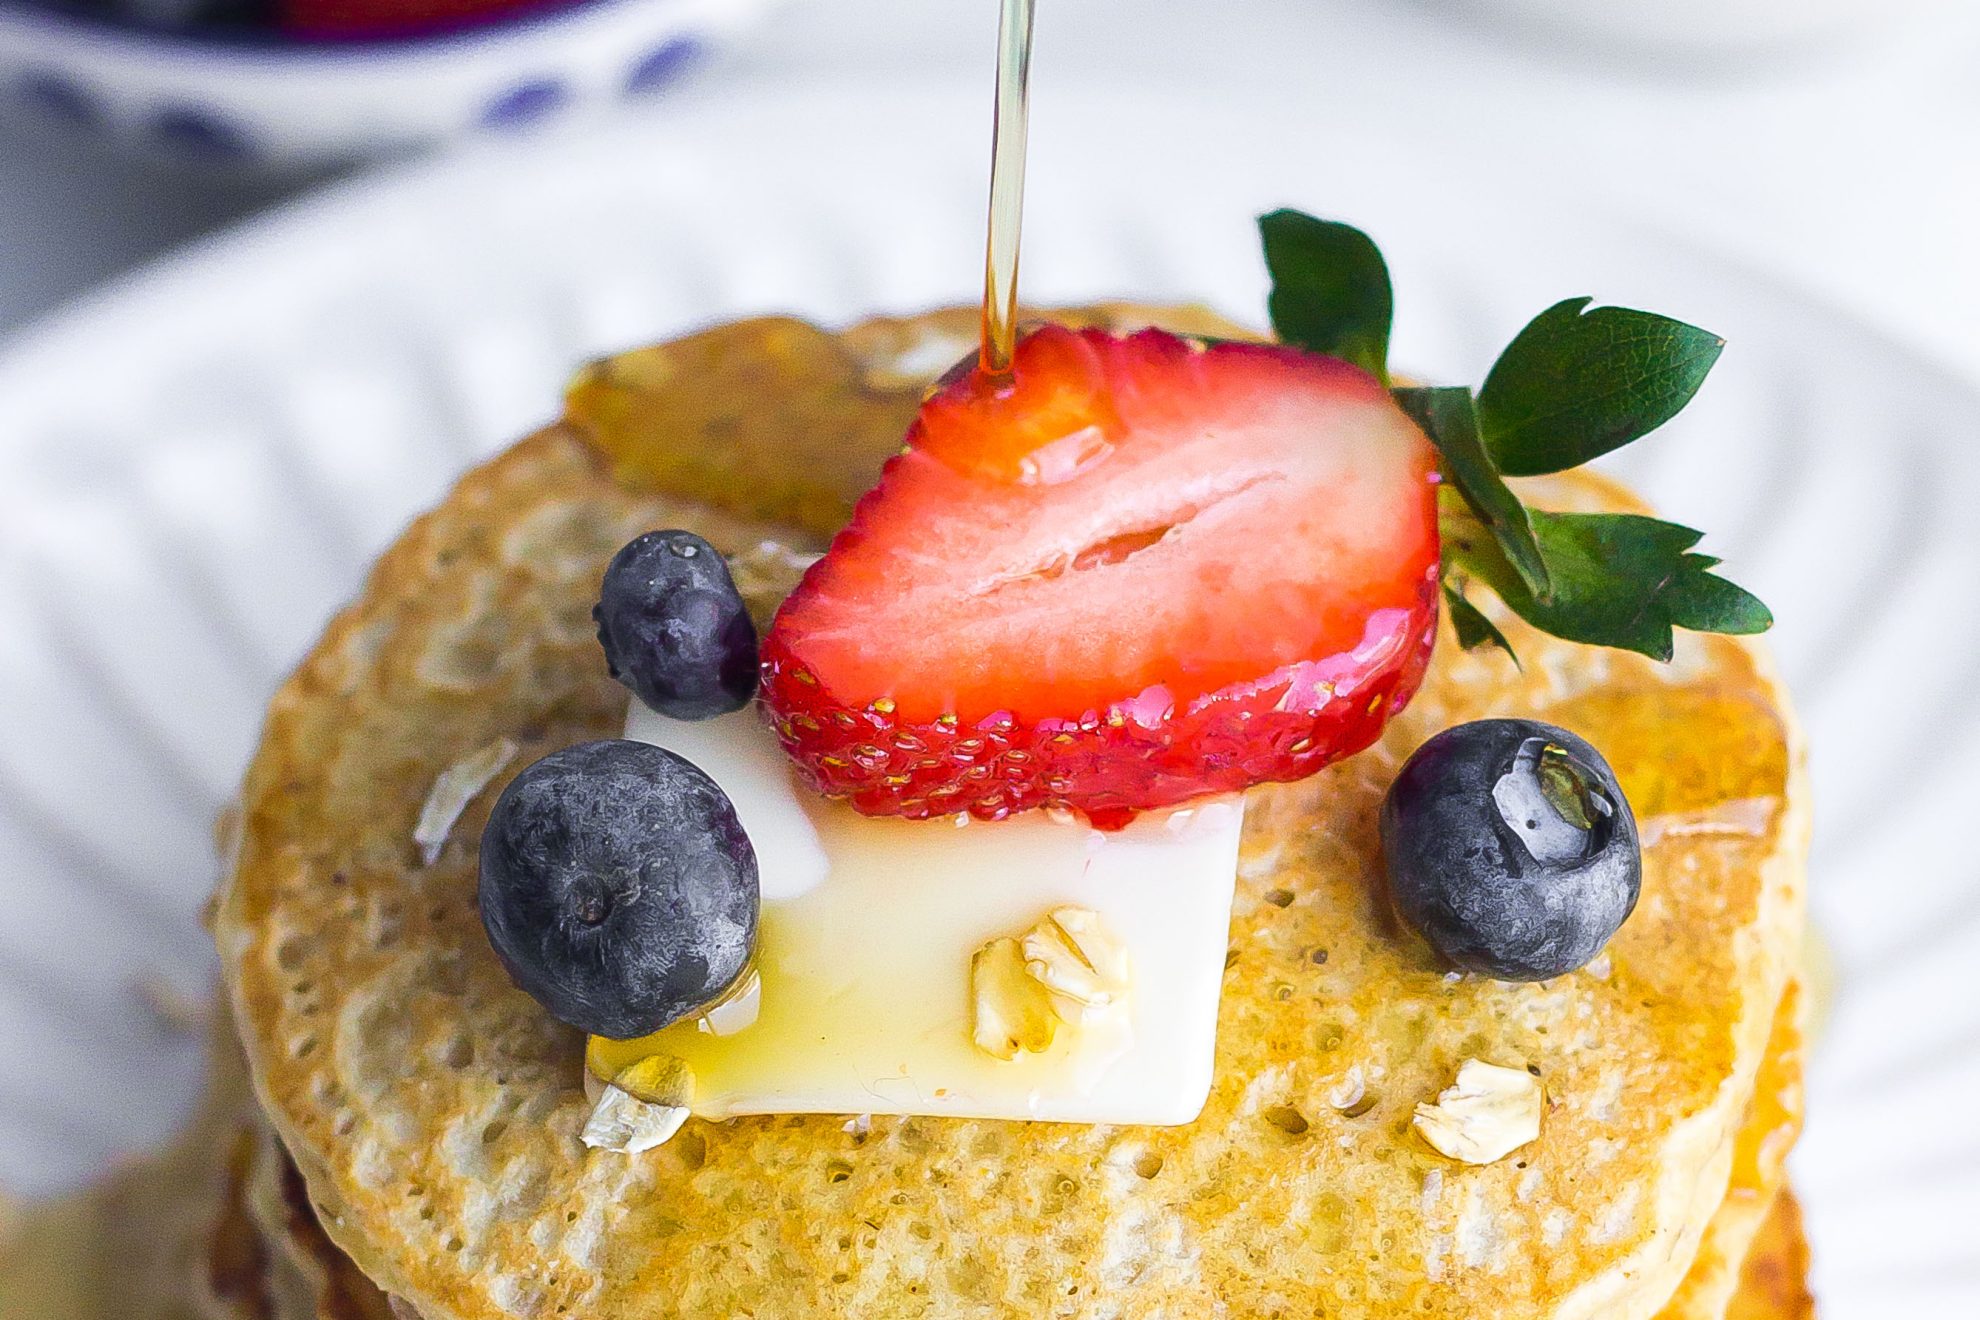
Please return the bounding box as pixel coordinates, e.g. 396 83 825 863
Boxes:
2 2 1978 1316
1 0 1978 364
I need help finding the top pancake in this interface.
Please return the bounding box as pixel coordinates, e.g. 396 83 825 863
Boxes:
212 307 1808 1320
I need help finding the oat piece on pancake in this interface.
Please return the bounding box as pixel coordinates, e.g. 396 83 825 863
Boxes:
3 993 1812 1320
213 308 1807 1320
195 1011 1818 1320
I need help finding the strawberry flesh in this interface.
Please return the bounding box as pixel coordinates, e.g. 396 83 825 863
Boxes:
761 324 1441 827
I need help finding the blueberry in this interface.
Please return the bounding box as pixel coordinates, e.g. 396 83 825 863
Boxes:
594 530 758 720
478 739 758 1039
1380 719 1639 981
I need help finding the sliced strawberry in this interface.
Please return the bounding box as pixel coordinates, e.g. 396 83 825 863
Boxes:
760 324 1441 828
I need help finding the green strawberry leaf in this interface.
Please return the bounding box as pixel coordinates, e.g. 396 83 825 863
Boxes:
1476 298 1725 477
1445 503 1770 661
1252 209 1770 661
1443 580 1519 664
1664 555 1775 635
1259 209 1393 383
1395 386 1549 598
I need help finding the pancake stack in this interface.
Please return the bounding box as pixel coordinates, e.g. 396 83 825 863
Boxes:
6 307 1814 1319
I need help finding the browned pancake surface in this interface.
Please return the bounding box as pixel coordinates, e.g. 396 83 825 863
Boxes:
214 309 1808 1320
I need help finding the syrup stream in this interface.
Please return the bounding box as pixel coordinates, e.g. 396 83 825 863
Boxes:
979 0 1037 380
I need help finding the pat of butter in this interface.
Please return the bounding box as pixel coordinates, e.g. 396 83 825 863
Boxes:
591 701 1243 1126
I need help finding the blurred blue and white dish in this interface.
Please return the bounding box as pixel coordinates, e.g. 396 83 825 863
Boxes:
0 0 776 169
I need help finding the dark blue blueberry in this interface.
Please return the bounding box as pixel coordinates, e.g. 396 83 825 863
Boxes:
1380 719 1639 981
478 739 758 1039
594 530 758 720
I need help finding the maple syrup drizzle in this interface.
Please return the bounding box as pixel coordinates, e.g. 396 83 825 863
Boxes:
979 0 1037 381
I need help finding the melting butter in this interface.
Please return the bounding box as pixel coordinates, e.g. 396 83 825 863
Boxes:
592 703 1242 1126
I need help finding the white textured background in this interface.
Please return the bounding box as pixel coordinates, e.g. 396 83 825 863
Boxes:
3 0 1980 372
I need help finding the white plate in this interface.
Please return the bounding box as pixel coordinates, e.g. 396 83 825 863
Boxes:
0 77 1974 1318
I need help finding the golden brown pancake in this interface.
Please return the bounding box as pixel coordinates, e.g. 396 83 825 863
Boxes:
1655 978 1806 1320
0 1012 1813 1320
211 307 1808 1319
157 975 1808 1320
201 1113 1817 1320
1727 1192 1816 1320
189 995 1817 1320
